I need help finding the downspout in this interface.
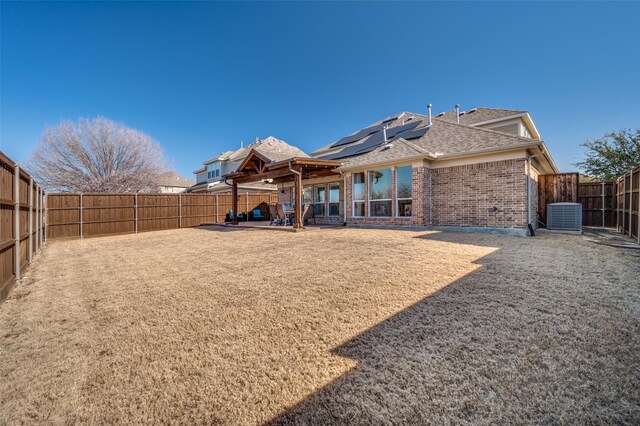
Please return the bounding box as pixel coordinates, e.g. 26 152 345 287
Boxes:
288 160 302 181
527 148 546 235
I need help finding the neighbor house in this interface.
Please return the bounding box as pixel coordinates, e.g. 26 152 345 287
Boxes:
189 136 308 193
156 172 195 193
226 106 558 235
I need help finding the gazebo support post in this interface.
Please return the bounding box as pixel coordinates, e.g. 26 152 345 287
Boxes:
232 180 239 225
294 168 303 229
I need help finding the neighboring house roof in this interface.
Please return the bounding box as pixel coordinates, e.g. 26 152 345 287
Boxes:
203 150 235 165
156 172 196 188
228 136 309 163
194 137 309 174
434 107 526 126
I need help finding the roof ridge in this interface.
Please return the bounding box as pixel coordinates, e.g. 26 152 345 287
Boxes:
396 138 429 154
432 117 542 144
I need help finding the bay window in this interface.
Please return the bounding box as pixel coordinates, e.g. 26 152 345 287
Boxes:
396 165 413 217
369 168 392 217
352 172 365 217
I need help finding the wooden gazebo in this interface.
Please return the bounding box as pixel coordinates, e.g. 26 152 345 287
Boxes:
225 150 342 228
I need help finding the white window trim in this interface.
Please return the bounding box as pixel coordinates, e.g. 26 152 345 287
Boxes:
207 162 221 179
328 183 340 217
368 169 392 218
352 173 365 218
395 165 413 218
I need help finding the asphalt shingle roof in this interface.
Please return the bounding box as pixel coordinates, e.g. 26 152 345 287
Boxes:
229 136 309 163
325 111 540 169
434 107 525 126
155 172 196 187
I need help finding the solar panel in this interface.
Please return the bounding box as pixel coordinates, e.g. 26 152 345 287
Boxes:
394 126 429 140
330 123 385 148
385 120 421 138
318 142 378 160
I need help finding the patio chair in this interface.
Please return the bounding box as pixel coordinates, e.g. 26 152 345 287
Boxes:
302 203 315 225
251 209 265 221
276 203 289 226
269 205 278 225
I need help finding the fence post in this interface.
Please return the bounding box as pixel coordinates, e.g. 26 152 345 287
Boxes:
37 186 41 251
601 182 605 227
629 169 634 237
79 193 83 239
28 178 33 263
178 193 182 228
622 175 627 234
34 185 39 252
215 194 219 224
44 193 47 243
14 165 20 281
134 193 138 233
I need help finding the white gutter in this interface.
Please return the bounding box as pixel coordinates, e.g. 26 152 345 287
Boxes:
336 151 438 172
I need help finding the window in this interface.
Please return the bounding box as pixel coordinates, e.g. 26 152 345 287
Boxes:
207 162 220 179
369 168 392 217
290 187 296 207
303 186 313 204
314 185 326 217
396 166 412 217
352 172 365 217
328 184 339 216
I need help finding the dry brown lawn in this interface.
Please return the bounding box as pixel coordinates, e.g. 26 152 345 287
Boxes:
1 227 639 425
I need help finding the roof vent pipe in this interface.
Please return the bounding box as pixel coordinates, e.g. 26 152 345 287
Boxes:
383 125 388 142
455 104 460 124
427 103 432 125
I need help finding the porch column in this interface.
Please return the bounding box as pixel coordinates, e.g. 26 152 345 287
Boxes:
294 169 302 229
232 180 239 225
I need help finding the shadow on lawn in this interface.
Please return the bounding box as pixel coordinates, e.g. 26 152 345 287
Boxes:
268 231 637 424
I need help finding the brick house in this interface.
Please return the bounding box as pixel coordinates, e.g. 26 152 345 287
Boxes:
268 108 558 234
227 107 558 236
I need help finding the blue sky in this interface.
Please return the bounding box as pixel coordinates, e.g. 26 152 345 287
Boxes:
2 1 639 177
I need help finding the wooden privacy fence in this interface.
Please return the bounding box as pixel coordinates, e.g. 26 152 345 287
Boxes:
0 152 46 303
46 192 277 239
578 182 616 227
617 166 640 243
538 173 579 224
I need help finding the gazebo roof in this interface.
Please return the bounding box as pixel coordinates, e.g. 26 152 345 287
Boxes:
226 150 342 184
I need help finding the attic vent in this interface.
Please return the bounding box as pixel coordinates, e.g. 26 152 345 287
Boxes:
467 108 477 113
381 143 393 151
436 112 444 117
547 203 582 231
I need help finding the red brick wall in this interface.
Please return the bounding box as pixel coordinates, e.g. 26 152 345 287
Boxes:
345 166 429 226
430 158 528 229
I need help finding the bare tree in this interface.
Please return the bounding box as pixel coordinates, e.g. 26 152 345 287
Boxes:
28 117 170 192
